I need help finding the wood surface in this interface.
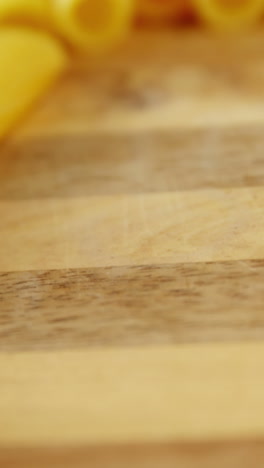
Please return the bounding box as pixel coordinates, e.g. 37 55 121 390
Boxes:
1 29 264 467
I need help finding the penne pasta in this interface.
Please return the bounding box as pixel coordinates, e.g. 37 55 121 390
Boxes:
0 0 49 27
136 0 188 21
192 0 264 30
51 0 134 52
0 27 67 139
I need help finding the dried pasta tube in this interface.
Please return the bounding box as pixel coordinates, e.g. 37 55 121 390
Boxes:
0 27 67 139
0 0 49 26
51 0 134 52
136 0 188 21
192 0 264 30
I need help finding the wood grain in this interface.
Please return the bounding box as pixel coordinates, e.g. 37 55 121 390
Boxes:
1 31 264 201
1 187 264 272
2 29 264 468
1 260 264 351
1 439 264 468
1 125 264 200
1 344 264 446
13 30 264 138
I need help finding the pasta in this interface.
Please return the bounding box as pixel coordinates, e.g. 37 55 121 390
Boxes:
51 0 134 51
0 0 49 27
192 0 264 30
0 27 67 139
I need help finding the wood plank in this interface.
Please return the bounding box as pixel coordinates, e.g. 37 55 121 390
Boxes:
1 260 264 351
1 343 264 446
2 30 264 468
13 30 264 138
1 439 264 468
2 31 264 200
1 125 264 200
1 187 264 272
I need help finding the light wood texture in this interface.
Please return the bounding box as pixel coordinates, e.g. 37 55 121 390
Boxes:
12 30 264 137
1 343 264 446
2 31 264 200
1 29 264 467
1 187 264 272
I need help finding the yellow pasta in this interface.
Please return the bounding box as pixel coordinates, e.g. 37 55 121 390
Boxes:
51 0 134 52
0 0 49 26
136 0 188 21
0 27 67 139
192 0 264 30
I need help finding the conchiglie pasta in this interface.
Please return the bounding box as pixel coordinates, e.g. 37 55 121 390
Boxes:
0 0 49 26
51 0 134 52
0 27 67 139
192 0 264 30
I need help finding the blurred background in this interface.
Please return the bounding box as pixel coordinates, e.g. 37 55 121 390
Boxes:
1 2 264 468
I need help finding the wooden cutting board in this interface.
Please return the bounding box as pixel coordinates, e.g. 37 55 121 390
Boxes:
1 30 264 467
